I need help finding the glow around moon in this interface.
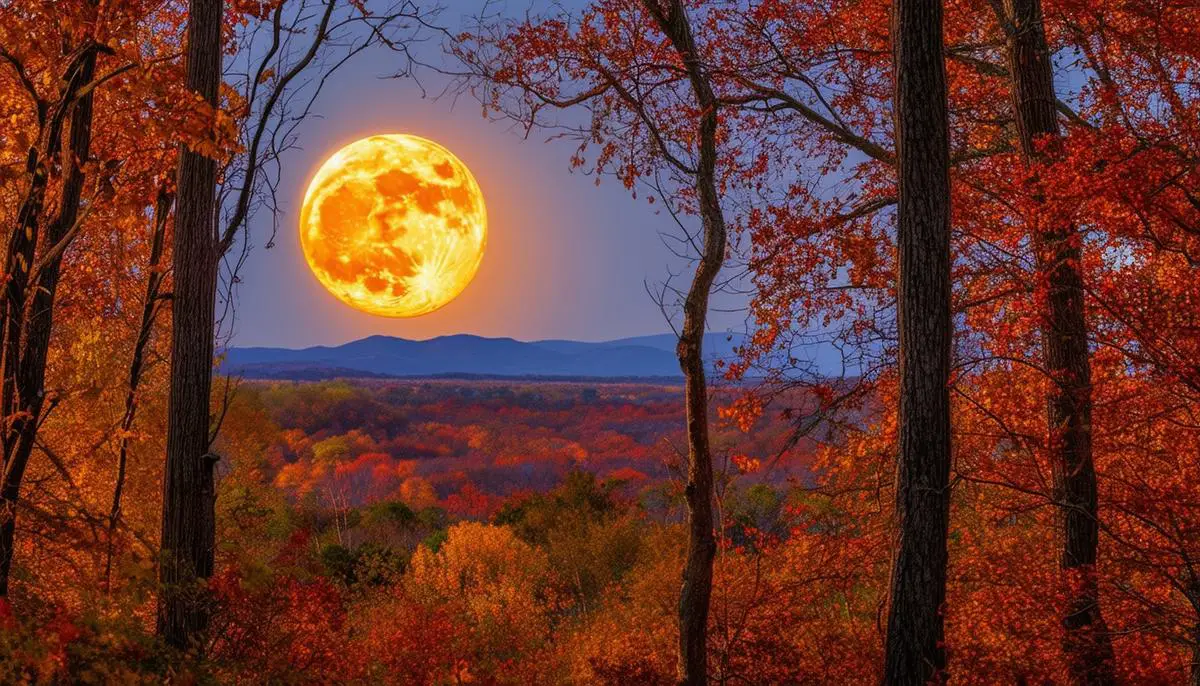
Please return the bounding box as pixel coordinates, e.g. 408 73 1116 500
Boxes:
299 134 487 317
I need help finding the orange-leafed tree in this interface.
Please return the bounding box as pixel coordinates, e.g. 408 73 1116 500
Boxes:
0 0 186 600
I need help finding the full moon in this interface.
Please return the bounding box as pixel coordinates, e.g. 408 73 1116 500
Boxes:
299 134 487 317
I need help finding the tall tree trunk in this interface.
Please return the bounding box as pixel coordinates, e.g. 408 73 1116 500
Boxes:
1192 639 1200 686
882 0 953 683
0 44 98 597
1191 624 1200 686
158 0 223 651
639 3 727 684
1000 1 1115 682
1189 583 1200 686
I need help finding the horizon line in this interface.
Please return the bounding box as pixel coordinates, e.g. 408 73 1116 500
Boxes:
226 329 745 351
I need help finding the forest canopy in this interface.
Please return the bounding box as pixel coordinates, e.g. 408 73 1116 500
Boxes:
0 0 1197 683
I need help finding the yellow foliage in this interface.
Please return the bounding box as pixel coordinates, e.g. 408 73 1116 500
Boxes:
408 522 552 674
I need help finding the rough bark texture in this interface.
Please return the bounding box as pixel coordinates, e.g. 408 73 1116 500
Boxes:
1000 1 1116 682
1191 586 1200 686
0 45 97 597
640 2 727 684
158 0 223 651
882 0 953 683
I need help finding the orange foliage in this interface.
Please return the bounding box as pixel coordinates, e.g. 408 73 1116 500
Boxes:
0 0 1198 681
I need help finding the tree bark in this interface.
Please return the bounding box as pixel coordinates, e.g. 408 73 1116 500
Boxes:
0 44 98 597
638 3 727 684
1192 640 1200 686
157 0 223 651
999 1 1115 682
882 0 954 683
1190 584 1200 686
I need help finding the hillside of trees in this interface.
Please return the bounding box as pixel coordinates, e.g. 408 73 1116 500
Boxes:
244 380 817 511
7 373 1200 683
1 0 1198 683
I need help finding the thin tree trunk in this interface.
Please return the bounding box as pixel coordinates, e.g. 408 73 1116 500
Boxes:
639 3 728 684
105 185 172 591
999 1 1115 682
882 0 954 683
1190 584 1200 686
1190 626 1200 686
0 44 98 597
158 0 223 651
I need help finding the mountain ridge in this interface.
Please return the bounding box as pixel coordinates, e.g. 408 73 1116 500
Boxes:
223 332 745 380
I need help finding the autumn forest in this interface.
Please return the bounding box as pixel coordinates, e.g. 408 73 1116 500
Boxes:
1 0 1199 683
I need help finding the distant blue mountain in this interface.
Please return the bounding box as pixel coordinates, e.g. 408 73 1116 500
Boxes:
222 333 747 380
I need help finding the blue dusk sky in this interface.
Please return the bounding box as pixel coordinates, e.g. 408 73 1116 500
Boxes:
226 2 749 349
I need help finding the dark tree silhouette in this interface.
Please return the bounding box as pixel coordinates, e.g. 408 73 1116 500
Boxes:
454 2 733 678
882 0 954 682
0 25 101 597
157 0 429 650
157 0 224 650
996 0 1116 682
637 4 727 684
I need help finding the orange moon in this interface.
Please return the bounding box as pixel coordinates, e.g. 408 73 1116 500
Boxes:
299 134 487 317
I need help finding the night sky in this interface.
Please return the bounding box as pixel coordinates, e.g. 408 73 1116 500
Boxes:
229 3 748 349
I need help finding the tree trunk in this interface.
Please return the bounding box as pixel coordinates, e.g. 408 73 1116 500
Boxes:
882 0 953 683
1000 1 1115 682
0 45 98 597
157 0 223 651
639 3 727 684
1191 592 1200 686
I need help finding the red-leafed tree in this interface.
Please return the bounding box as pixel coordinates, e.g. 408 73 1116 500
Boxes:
458 2 742 680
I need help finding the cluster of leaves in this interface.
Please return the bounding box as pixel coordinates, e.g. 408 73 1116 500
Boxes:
202 383 1200 683
455 0 1200 681
2 0 1198 681
0 0 434 677
4 372 1199 682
